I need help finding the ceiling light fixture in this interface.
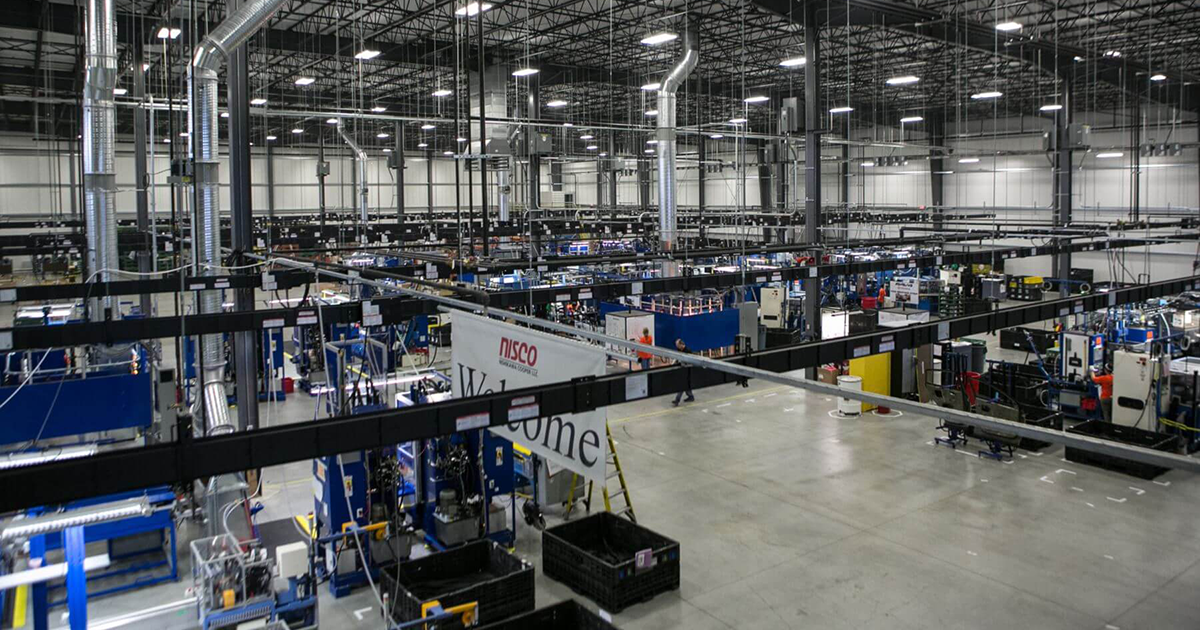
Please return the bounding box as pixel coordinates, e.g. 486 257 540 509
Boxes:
563 122 574 127
455 2 493 17
221 112 230 118
113 88 127 96
294 77 315 86
640 32 678 45
418 143 428 148
1150 74 1167 81
512 68 539 77
250 97 267 106
371 105 387 112
647 139 659 145
457 137 467 142
443 150 454 155
709 134 724 139
861 161 875 167
421 123 436 130
432 89 453 97
729 117 747 124
829 106 854 113
354 49 381 60
641 82 661 91
266 135 277 141
383 148 392 153
546 99 568 107
292 128 303 134
586 145 598 150
900 116 924 123
886 76 920 85
958 157 980 163
971 91 1003 99
779 56 806 67
156 27 181 39
142 62 150 71
1096 152 1123 158
579 134 595 140
326 118 339 124
644 109 658 116
995 21 1022 31
377 133 390 138
743 95 770 104
1040 104 1063 112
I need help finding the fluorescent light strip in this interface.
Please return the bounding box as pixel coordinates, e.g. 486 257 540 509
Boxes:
640 32 678 45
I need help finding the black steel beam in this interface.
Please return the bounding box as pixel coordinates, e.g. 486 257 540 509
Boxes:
2 272 1197 511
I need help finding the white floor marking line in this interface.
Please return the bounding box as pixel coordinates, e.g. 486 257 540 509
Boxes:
744 398 757 403
1128 487 1145 495
1055 469 1076 475
716 402 732 408
657 451 666 456
967 551 978 556
353 607 373 621
783 407 795 412
1086 502 1096 508
1039 475 1055 484
958 450 979 458
1103 555 1115 560
764 393 777 398
1070 487 1084 492
1153 480 1171 487
735 419 742 423
701 409 709 413
1106 624 1121 629
1106 497 1127 503
1029 451 1044 457
980 479 989 483
1016 453 1027 459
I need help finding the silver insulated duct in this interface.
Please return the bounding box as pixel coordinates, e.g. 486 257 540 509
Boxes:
336 119 370 244
469 67 512 222
189 0 288 435
84 0 118 319
656 22 699 252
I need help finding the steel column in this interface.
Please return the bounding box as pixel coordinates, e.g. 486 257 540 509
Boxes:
1053 85 1073 300
395 121 405 225
803 3 822 347
265 142 275 247
318 131 327 235
226 0 259 432
929 118 945 232
132 45 151 316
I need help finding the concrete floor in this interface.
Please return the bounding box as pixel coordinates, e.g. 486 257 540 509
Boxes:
60 335 1200 630
4 287 1195 630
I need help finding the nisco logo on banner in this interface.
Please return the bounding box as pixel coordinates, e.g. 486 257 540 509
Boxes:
498 337 538 376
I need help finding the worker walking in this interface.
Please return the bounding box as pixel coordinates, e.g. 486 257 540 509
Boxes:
636 328 653 370
672 339 695 406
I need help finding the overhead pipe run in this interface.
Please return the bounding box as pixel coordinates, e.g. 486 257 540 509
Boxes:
188 0 289 436
656 19 699 254
336 119 370 244
83 0 118 321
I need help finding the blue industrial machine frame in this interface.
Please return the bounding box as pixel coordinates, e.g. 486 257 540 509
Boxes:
37 488 178 607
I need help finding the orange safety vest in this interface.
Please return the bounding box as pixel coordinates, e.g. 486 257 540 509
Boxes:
637 335 653 360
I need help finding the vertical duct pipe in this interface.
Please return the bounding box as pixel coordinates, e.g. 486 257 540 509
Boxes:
656 21 698 252
336 119 370 244
83 0 118 320
189 0 288 436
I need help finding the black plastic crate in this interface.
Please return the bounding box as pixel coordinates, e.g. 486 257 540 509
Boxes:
476 600 619 630
1065 421 1181 479
543 513 680 613
1016 406 1063 451
381 540 535 628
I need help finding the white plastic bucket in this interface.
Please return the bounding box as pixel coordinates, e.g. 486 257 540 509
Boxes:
837 375 862 416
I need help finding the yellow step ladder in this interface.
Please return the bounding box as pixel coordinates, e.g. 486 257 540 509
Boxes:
564 424 636 523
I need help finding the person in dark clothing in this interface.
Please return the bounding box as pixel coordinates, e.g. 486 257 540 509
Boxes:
673 339 696 406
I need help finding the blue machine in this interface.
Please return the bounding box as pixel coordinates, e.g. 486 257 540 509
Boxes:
0 346 153 446
314 453 373 597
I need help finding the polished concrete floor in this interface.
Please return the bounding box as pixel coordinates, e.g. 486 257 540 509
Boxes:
62 347 1200 630
9 306 1197 630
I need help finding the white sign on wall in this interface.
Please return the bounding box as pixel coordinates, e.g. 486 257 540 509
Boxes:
451 311 608 481
890 277 921 306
